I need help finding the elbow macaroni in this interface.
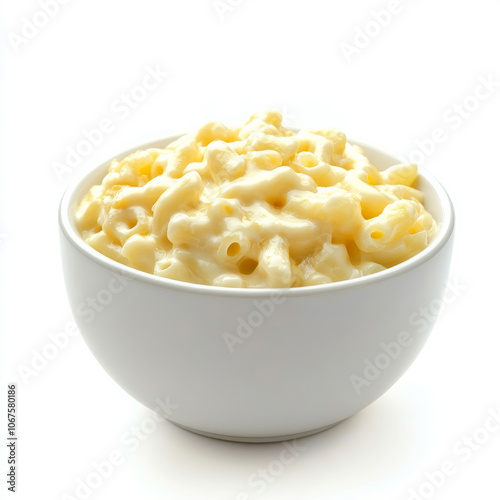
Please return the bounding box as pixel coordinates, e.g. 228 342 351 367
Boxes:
74 110 438 288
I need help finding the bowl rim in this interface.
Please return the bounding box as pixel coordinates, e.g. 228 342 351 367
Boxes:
59 134 455 298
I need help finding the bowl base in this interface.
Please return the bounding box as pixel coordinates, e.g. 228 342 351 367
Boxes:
169 419 347 443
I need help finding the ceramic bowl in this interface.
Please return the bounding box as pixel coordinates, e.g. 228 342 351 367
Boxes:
59 136 454 442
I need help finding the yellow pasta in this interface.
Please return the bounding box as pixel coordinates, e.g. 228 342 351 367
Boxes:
74 110 438 288
258 235 293 288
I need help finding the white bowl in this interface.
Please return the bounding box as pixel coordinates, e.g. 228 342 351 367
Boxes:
59 136 454 442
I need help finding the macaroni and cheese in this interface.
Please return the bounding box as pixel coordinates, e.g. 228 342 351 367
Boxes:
74 111 438 288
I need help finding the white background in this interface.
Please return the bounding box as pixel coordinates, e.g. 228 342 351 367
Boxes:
1 0 499 499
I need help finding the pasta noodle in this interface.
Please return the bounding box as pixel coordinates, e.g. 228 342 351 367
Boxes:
74 110 438 288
